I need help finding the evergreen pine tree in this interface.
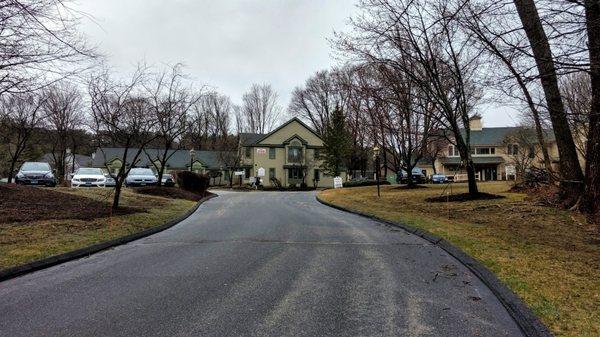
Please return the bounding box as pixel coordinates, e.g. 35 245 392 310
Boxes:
321 105 351 177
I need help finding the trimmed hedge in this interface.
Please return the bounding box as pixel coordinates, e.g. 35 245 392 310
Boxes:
343 179 391 188
175 171 210 195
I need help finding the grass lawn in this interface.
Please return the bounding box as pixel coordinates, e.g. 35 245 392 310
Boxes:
319 182 599 337
0 186 197 271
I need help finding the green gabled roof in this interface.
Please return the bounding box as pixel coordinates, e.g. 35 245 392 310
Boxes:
464 127 556 146
92 148 233 169
441 156 505 165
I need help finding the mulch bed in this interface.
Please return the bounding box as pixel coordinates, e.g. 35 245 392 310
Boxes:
394 184 428 190
134 186 206 201
425 192 505 203
0 184 138 224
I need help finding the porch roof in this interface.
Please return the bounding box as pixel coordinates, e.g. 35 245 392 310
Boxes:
440 156 505 165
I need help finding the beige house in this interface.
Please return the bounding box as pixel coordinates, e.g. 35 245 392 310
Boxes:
433 116 563 181
239 118 338 188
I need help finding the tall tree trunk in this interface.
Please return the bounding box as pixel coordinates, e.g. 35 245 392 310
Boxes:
465 160 479 195
470 18 555 176
513 0 584 203
456 134 479 195
583 0 600 228
7 159 17 184
113 181 122 210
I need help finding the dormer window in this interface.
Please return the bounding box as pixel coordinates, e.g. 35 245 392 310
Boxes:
507 144 519 155
448 145 460 157
473 147 495 155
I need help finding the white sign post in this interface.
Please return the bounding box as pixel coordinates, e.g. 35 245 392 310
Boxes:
333 176 343 189
257 167 265 177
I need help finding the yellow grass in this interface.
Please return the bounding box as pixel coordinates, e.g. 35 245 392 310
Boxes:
0 188 196 270
319 182 599 337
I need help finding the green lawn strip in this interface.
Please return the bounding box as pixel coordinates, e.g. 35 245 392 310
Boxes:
0 189 196 270
318 183 599 337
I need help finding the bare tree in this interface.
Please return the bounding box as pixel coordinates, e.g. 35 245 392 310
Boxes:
289 69 349 135
42 82 84 182
337 0 483 195
0 0 95 94
561 72 591 159
240 83 281 134
513 0 584 202
89 67 157 209
581 0 600 225
217 136 242 187
145 64 201 186
196 91 232 148
503 127 539 178
0 92 45 182
370 64 437 187
460 2 555 176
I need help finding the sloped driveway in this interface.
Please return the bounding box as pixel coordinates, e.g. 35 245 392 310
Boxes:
0 191 523 337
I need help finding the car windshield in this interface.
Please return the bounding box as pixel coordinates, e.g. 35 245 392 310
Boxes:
163 174 173 179
76 168 103 175
21 162 50 171
129 168 155 176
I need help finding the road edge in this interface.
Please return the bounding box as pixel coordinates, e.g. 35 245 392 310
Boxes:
315 194 554 337
0 193 218 283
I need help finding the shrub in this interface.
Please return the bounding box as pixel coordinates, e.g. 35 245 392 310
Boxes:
175 171 210 195
300 182 308 189
343 179 391 188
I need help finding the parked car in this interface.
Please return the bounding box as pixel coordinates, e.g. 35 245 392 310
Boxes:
431 174 449 184
125 168 158 187
161 174 176 187
15 162 56 187
104 174 116 187
396 167 425 184
71 168 107 188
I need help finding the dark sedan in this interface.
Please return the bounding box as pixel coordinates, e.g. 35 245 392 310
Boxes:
15 162 57 187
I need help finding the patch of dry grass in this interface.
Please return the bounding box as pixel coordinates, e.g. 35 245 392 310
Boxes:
0 187 196 270
319 182 599 337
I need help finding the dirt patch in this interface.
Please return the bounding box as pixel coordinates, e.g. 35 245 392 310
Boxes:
134 187 206 201
0 184 140 224
425 192 505 202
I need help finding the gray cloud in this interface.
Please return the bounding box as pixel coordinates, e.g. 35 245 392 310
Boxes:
76 0 517 126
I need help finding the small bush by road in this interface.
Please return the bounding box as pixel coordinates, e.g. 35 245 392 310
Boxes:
319 182 599 337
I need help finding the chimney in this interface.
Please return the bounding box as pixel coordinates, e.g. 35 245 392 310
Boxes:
469 114 483 131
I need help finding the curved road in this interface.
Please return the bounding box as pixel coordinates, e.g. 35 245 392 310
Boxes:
0 191 523 337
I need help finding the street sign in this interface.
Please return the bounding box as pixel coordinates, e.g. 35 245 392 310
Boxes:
333 176 343 189
234 171 245 176
256 148 267 155
257 167 265 177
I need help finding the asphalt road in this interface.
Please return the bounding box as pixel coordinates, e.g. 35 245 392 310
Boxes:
0 191 523 337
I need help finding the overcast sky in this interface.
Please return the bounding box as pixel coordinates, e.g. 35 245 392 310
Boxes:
75 0 518 127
